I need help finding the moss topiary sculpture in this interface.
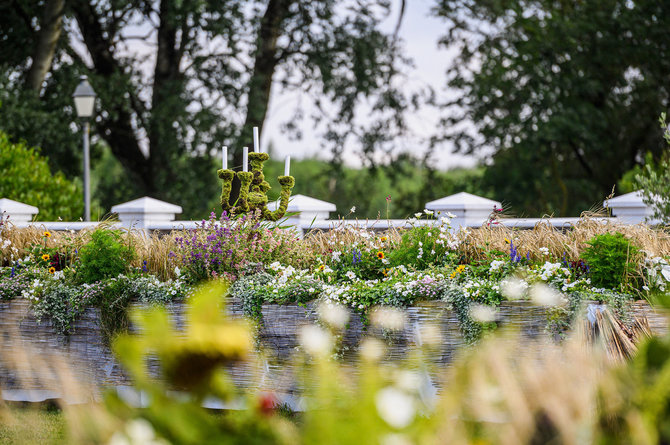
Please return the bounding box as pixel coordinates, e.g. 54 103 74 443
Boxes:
218 152 295 221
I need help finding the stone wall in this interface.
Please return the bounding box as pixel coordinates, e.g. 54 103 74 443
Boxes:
0 299 667 399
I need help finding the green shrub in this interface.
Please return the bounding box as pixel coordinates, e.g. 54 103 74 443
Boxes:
633 113 670 224
76 228 135 283
581 232 640 290
0 130 83 221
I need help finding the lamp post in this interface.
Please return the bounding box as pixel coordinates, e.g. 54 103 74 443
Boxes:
72 75 96 222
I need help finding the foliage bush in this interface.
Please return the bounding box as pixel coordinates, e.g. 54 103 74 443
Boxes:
76 228 135 284
0 130 83 221
581 232 640 290
173 211 310 283
634 113 670 224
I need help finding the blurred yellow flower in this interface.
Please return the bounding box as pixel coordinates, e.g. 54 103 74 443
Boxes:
48 267 55 274
41 254 50 261
43 231 51 238
377 251 385 259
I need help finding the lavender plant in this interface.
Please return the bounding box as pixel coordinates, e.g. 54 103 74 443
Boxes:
173 211 308 283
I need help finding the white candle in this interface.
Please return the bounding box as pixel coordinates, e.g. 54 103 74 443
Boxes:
242 147 248 172
284 155 291 176
253 127 260 153
222 145 228 169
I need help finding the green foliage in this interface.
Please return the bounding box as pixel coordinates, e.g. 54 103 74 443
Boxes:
582 233 640 290
264 156 488 219
387 224 458 270
0 130 83 221
76 228 135 284
435 0 670 216
633 113 670 224
32 282 89 336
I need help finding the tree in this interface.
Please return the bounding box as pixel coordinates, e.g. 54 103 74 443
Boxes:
0 130 83 221
634 113 670 224
434 0 670 216
1 0 412 218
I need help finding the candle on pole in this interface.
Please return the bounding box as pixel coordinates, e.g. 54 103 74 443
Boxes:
284 155 291 176
253 126 260 153
243 147 248 172
222 145 228 170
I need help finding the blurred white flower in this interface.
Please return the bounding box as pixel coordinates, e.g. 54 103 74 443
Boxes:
376 387 415 429
395 370 421 392
530 283 565 306
359 338 385 362
299 325 333 356
423 209 433 215
539 247 550 255
414 212 422 218
371 306 406 331
345 271 357 281
500 277 527 300
317 302 349 329
469 304 497 323
419 324 442 346
350 206 356 213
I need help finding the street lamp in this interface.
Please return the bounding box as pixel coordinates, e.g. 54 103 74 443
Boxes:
72 75 96 222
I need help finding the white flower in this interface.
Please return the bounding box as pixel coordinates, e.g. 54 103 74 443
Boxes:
469 304 497 323
345 271 357 281
317 302 349 329
360 338 385 361
489 260 506 272
500 277 527 300
174 266 181 277
414 212 422 219
376 387 415 429
299 325 333 356
539 247 550 255
350 206 356 213
530 283 565 306
370 306 406 331
446 212 456 219
423 209 433 215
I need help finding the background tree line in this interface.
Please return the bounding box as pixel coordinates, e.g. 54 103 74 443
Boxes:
0 0 667 220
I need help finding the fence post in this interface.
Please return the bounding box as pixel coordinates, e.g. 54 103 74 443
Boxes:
425 192 502 230
604 190 654 224
0 198 39 225
111 197 182 229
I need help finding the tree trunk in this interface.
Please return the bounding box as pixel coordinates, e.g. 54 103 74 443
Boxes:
72 0 153 194
230 0 293 204
25 0 65 93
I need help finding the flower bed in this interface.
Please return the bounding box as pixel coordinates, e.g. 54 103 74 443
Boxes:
1 211 670 344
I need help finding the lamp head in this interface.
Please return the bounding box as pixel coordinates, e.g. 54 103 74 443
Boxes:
72 75 96 119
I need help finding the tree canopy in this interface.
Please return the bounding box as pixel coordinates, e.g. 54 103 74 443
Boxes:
434 0 670 215
1 0 414 218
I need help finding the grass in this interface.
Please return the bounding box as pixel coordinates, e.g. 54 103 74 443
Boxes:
0 406 67 444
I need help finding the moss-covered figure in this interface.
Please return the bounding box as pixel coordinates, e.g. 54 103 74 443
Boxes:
218 152 294 221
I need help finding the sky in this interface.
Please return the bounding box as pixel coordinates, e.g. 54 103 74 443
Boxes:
263 0 479 170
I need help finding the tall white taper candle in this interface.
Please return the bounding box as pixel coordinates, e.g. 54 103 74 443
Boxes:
253 127 260 153
243 147 248 172
284 155 291 176
222 145 228 170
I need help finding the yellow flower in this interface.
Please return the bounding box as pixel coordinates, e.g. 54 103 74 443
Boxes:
318 264 326 271
504 238 510 244
380 236 388 242
42 254 50 261
451 264 466 279
48 267 55 274
43 231 51 238
377 251 385 260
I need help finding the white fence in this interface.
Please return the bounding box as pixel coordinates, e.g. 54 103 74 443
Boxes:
0 190 656 235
